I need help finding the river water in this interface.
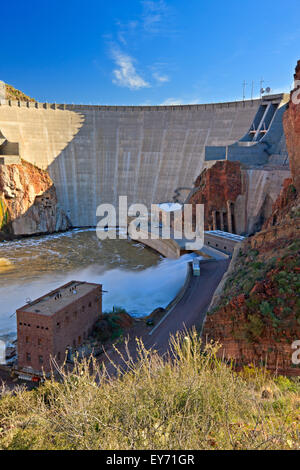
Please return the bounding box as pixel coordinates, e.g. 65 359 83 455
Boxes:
0 229 193 337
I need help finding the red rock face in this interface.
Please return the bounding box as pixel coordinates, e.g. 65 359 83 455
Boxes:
202 176 300 376
263 178 297 231
283 59 300 193
203 226 300 375
188 160 242 230
202 62 300 376
0 160 70 238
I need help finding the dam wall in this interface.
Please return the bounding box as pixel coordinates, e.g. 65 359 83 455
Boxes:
0 97 272 227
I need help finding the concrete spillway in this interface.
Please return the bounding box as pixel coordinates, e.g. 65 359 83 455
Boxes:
0 97 283 227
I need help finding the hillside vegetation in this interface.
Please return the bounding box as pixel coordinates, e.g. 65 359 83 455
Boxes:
0 331 299 450
5 83 35 102
203 180 300 375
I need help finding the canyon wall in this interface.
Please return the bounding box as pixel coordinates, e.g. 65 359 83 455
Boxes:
202 63 300 375
202 186 299 375
0 160 70 239
283 59 300 193
188 160 290 235
0 99 264 226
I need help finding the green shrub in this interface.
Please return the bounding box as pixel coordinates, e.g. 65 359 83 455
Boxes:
259 301 273 316
245 315 264 341
0 331 299 450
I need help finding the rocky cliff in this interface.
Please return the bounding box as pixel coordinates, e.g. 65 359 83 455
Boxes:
0 160 70 239
201 63 300 376
283 60 300 193
188 161 290 235
188 160 242 231
202 195 300 375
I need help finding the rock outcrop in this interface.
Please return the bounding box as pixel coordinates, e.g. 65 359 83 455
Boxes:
4 82 35 102
283 60 300 193
188 161 290 235
202 62 300 376
0 160 70 239
188 161 242 231
202 211 300 375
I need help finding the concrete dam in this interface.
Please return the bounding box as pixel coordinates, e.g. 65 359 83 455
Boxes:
0 93 288 227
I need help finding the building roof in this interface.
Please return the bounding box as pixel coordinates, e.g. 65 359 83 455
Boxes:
17 281 102 317
205 230 245 242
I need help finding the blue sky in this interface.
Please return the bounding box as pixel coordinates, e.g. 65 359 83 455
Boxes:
2 0 300 105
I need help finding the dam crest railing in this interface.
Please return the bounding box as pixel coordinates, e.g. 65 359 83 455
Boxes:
0 94 286 113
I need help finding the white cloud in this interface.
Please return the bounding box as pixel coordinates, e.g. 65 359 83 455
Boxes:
116 20 139 46
142 0 165 33
141 0 176 36
105 2 177 91
111 48 150 90
160 97 200 105
153 71 169 83
160 97 183 105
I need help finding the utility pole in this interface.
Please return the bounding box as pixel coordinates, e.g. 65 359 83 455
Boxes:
260 78 264 98
251 81 254 100
242 80 247 101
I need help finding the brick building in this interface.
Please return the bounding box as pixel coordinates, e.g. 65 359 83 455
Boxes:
16 281 102 374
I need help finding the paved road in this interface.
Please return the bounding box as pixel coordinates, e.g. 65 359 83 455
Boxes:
146 259 230 354
102 259 230 374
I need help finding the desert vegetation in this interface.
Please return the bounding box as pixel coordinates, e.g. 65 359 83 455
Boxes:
0 331 299 450
208 239 300 345
5 83 35 102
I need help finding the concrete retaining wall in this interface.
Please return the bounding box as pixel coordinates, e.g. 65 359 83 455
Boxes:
130 228 181 259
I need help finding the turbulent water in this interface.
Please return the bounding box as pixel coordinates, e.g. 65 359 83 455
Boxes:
0 229 194 337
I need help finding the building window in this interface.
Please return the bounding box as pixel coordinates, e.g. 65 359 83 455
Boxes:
26 336 29 344
19 322 22 325
26 353 31 362
88 302 92 308
73 339 76 347
57 322 60 328
82 306 85 312
38 338 42 346
74 311 77 318
57 352 61 361
78 336 81 345
65 316 69 324
39 355 43 364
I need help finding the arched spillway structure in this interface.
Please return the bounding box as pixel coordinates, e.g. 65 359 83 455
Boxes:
205 93 289 165
0 93 287 227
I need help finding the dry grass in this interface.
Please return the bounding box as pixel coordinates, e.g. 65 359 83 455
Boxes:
5 83 35 102
0 330 299 450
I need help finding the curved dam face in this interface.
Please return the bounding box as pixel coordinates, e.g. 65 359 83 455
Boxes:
0 98 267 226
